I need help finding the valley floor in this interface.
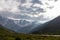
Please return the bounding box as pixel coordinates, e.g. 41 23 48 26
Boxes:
0 26 60 40
0 34 60 40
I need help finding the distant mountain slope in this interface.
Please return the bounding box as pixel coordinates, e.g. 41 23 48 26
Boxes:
0 15 42 34
32 16 60 34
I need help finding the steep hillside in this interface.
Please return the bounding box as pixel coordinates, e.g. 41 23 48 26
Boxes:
32 16 60 34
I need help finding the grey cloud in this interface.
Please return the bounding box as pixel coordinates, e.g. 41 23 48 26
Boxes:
18 5 45 15
31 0 43 5
31 15 49 21
17 0 26 4
0 11 15 17
14 14 32 20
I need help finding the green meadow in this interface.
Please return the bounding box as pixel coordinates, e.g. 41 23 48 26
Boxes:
0 26 60 40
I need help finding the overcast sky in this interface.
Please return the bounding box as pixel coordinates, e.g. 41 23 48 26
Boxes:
0 0 60 23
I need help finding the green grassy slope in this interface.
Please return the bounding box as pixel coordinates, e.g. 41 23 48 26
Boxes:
0 26 60 40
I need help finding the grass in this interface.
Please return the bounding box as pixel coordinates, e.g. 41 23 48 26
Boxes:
0 26 60 40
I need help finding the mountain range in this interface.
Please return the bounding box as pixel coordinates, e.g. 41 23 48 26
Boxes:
0 15 60 34
32 16 60 34
0 15 42 34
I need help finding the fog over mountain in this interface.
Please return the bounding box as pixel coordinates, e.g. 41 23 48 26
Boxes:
0 0 60 33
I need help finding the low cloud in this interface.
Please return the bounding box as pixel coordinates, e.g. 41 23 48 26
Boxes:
0 0 60 23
